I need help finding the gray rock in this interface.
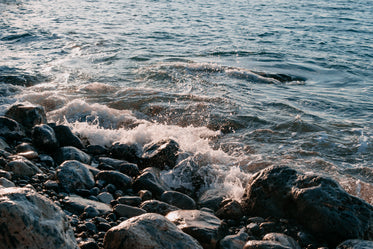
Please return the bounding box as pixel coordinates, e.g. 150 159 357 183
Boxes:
220 228 249 249
0 116 25 141
5 104 47 130
0 187 78 249
243 240 291 249
96 170 132 191
241 166 373 247
140 200 180 215
5 158 42 177
113 204 146 218
263 233 301 249
54 146 91 165
97 192 114 204
337 239 373 249
141 139 179 169
133 167 170 198
110 142 141 164
31 124 59 152
166 209 225 249
216 199 243 220
56 160 95 193
0 137 9 150
103 213 203 249
198 189 225 211
53 125 84 149
117 196 142 206
62 195 112 215
84 205 100 218
161 190 196 209
0 177 15 187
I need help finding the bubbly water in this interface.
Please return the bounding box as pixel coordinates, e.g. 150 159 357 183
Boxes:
1 0 372 203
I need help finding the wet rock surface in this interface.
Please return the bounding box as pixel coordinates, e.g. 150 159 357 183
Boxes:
0 103 372 249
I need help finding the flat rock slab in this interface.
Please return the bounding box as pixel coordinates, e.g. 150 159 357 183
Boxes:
62 195 112 215
166 209 225 249
0 187 78 249
104 213 203 249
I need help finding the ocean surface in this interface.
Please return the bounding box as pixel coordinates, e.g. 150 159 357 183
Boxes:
1 0 372 203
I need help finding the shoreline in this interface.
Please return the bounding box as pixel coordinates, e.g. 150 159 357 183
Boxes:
0 103 372 249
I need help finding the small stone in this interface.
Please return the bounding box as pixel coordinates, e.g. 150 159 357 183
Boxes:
90 187 100 196
44 180 59 190
62 195 112 216
85 222 97 234
79 240 99 249
114 204 146 218
243 240 290 249
117 196 142 206
263 233 301 249
110 142 141 164
87 145 108 155
140 200 180 216
97 192 114 204
0 177 15 187
97 222 111 232
132 167 170 198
17 150 39 159
0 170 12 180
138 189 152 201
141 139 179 170
84 205 100 218
216 200 243 220
220 228 249 249
0 138 9 150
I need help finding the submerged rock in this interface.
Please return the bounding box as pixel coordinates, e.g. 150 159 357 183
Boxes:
141 139 180 170
56 160 95 193
166 209 225 249
241 166 373 247
103 213 203 249
5 104 47 130
0 187 78 249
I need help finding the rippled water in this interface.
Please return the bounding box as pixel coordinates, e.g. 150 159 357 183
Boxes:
1 0 373 203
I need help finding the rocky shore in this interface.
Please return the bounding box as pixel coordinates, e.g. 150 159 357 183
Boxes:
0 103 372 249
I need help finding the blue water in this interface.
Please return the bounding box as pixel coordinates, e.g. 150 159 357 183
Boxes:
1 0 373 202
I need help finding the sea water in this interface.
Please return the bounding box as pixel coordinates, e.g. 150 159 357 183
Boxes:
1 0 372 203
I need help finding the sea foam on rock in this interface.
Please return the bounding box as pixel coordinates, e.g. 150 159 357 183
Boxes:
0 187 78 249
241 165 373 247
103 213 203 249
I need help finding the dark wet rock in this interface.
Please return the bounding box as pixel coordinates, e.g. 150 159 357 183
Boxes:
85 221 98 234
43 179 59 190
17 150 39 160
198 189 226 211
141 139 179 170
241 166 373 247
62 195 112 215
161 190 196 210
0 169 11 180
166 209 225 249
243 240 291 249
0 116 25 141
263 233 301 249
97 222 112 232
54 146 91 165
140 199 180 215
87 144 108 155
132 167 170 198
5 158 42 177
39 154 55 167
0 187 78 249
15 142 36 153
53 125 84 149
117 196 142 206
97 192 114 204
113 204 146 218
0 137 9 150
56 160 95 193
31 124 59 152
5 104 47 130
337 239 373 249
216 199 243 220
79 240 100 249
98 157 140 176
110 142 141 164
0 177 15 187
138 189 152 201
220 228 249 249
96 170 132 191
103 213 203 249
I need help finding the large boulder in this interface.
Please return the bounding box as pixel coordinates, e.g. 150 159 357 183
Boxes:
133 167 170 198
56 160 95 193
103 213 203 249
0 116 25 141
241 166 373 247
5 104 47 130
53 125 84 149
141 139 180 169
0 187 78 249
31 124 59 152
166 209 225 249
54 146 91 165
